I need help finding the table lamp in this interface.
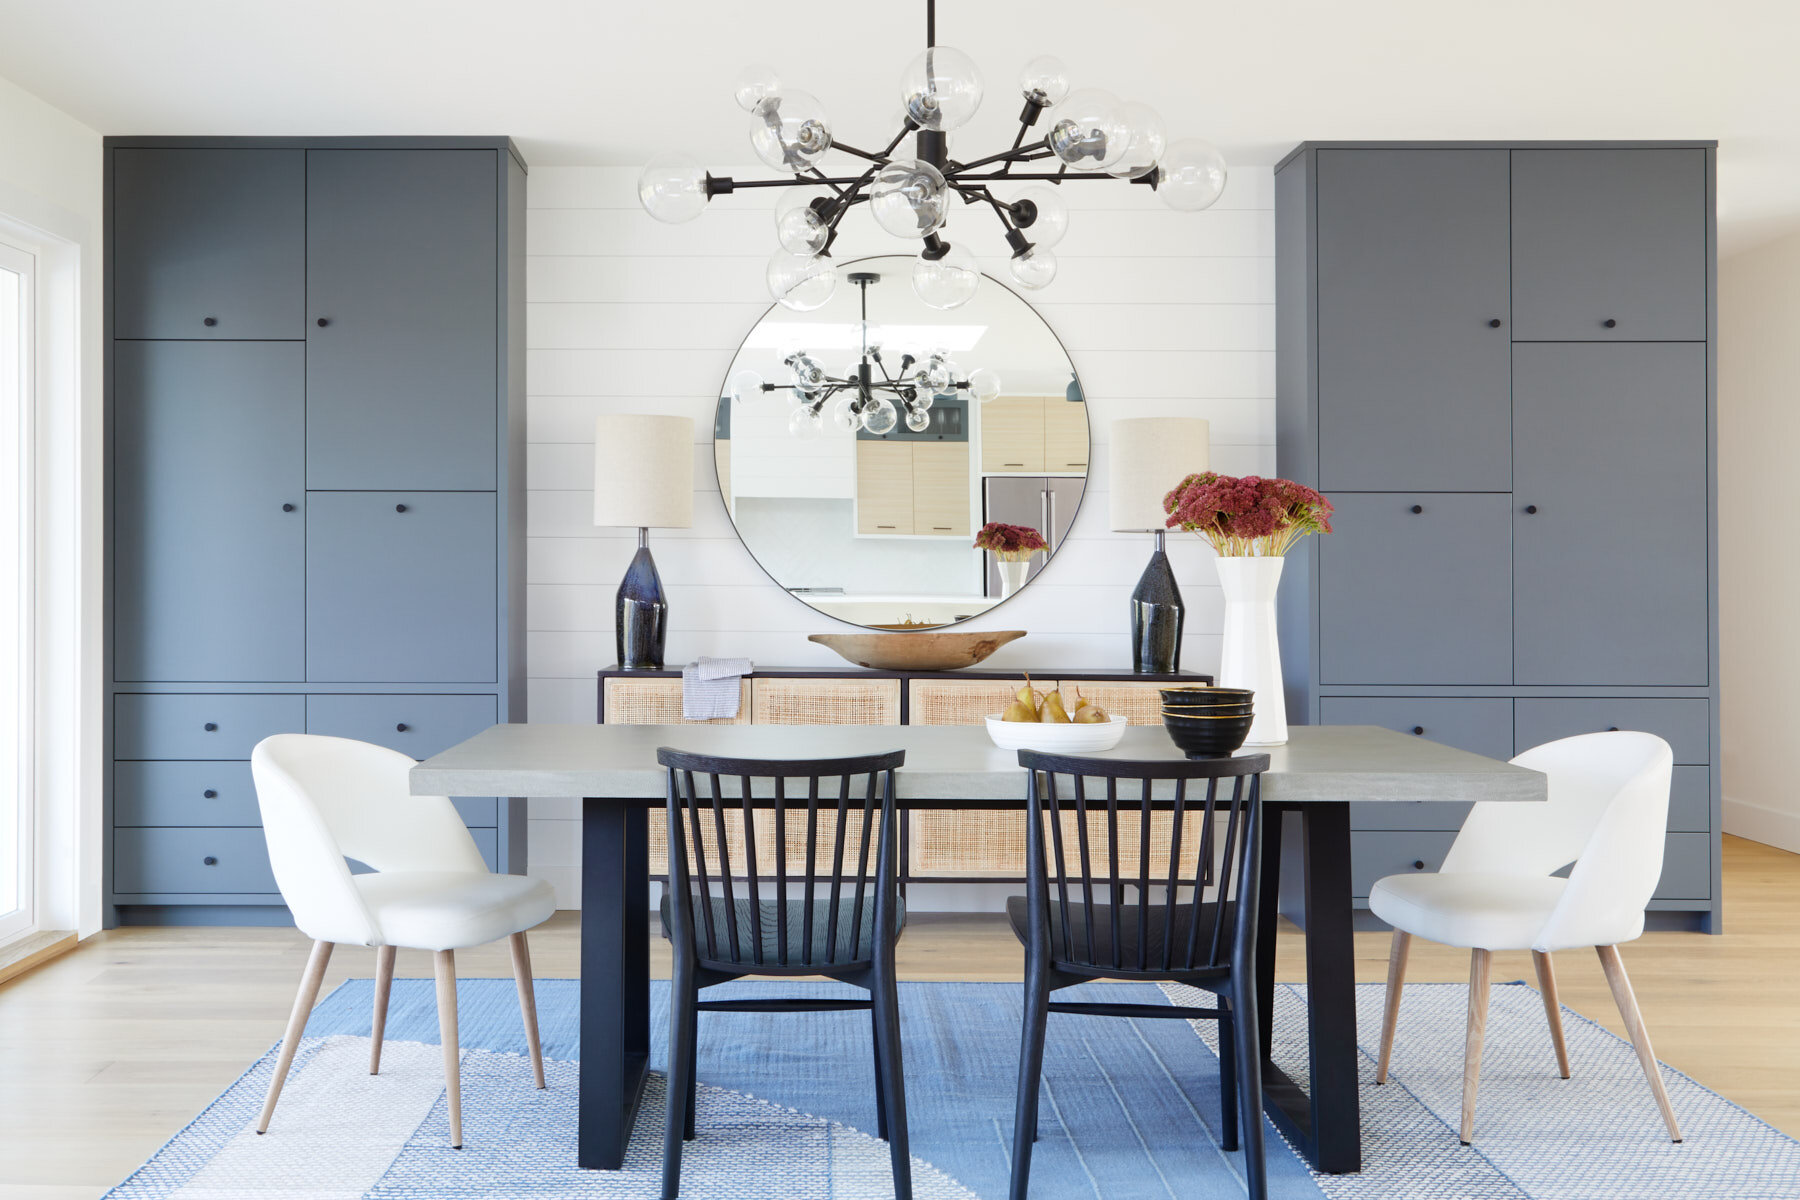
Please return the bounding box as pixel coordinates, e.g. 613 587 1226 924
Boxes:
1109 418 1211 673
593 413 694 670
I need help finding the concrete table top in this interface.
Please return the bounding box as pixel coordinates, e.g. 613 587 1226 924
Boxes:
411 723 1545 807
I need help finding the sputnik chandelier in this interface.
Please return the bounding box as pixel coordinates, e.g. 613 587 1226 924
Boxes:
732 269 999 439
637 0 1228 313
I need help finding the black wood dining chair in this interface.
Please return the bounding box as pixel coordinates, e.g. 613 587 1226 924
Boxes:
656 746 911 1200
1008 749 1273 1200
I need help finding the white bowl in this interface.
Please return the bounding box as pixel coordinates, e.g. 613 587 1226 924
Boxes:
984 714 1129 753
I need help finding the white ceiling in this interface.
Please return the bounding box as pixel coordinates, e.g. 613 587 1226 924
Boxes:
2 0 1796 253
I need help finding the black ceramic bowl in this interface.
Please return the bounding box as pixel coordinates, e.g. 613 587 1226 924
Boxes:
1159 686 1255 706
1162 701 1256 715
1162 711 1255 758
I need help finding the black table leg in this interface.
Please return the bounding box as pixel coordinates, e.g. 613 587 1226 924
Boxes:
1255 801 1363 1174
579 798 652 1170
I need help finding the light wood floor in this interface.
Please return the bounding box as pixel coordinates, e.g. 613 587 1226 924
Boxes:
2 835 1795 1198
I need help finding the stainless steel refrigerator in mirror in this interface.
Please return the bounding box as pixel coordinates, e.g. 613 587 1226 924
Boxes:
983 475 1083 597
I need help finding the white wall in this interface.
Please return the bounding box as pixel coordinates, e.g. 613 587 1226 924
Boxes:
523 165 1276 905
0 74 104 935
1718 231 1800 854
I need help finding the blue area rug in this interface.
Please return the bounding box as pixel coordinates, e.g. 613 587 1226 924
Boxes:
105 978 1800 1199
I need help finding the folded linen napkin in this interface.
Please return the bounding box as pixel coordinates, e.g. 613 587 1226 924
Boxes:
682 657 753 720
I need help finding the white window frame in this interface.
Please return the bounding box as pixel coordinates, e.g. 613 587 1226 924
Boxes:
0 235 36 944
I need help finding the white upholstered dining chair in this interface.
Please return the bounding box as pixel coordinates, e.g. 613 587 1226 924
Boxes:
1369 730 1681 1147
250 734 557 1148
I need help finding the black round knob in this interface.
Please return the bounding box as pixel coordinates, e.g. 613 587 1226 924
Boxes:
1410 504 1424 514
1411 726 1425 735
1412 860 1426 870
1607 725 1620 732
203 789 217 799
203 317 217 327
1603 318 1617 328
203 722 218 731
1488 318 1502 328
282 503 295 512
395 504 407 513
395 722 409 732
316 317 329 327
203 856 218 866
1525 504 1539 514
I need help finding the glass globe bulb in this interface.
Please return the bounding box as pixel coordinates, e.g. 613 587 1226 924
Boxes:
1010 184 1069 248
767 250 837 311
733 63 781 112
637 154 709 224
904 405 932 433
788 403 821 439
787 352 828 395
1009 246 1058 290
862 398 899 436
748 91 833 172
728 368 764 405
1019 55 1072 106
1045 88 1130 172
912 242 980 310
869 159 950 238
900 44 984 132
1155 139 1229 211
967 367 1002 403
774 187 831 256
829 394 860 434
1108 102 1167 180
921 353 954 392
913 388 934 411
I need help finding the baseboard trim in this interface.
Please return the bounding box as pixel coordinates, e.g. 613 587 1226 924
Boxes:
1723 795 1800 854
0 929 78 988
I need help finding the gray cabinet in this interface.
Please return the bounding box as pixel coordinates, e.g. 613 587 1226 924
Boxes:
305 493 498 683
1513 344 1709 685
1315 149 1512 491
114 693 306 760
306 150 498 490
112 148 305 340
113 342 306 682
1319 494 1512 685
1511 149 1708 342
306 694 499 828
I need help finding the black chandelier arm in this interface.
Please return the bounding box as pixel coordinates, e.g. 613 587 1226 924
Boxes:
828 141 891 165
945 142 1053 175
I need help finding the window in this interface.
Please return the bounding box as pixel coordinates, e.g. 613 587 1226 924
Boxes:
0 238 33 943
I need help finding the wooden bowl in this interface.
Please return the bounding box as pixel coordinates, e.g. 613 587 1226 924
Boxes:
808 630 1026 672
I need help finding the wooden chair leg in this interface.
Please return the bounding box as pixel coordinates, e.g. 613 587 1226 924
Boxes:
1460 948 1492 1146
1376 929 1411 1084
1009 958 1051 1200
1217 1006 1239 1152
370 944 396 1075
871 962 912 1200
1532 950 1572 1079
682 993 698 1141
1228 968 1268 1200
257 939 333 1134
663 954 698 1200
509 932 546 1089
434 949 463 1149
1596 944 1682 1142
871 1007 890 1140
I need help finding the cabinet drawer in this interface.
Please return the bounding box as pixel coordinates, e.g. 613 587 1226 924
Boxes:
751 678 900 725
603 677 750 725
115 762 260 827
115 693 306 760
1513 698 1709 765
307 694 498 827
1351 831 1458 898
1668 767 1711 833
114 827 278 894
908 679 1029 726
1322 697 1513 759
1655 833 1711 900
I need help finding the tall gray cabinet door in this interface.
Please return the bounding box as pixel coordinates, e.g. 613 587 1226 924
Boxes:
1319 493 1513 685
1513 344 1709 685
1511 149 1707 342
113 343 306 681
305 150 498 489
306 492 498 683
112 148 306 340
1315 149 1512 492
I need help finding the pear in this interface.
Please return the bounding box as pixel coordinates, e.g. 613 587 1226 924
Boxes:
1073 701 1110 724
1041 688 1073 723
1014 673 1041 710
1070 689 1093 714
1003 697 1040 723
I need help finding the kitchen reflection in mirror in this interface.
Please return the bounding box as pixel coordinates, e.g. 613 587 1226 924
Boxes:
714 255 1089 630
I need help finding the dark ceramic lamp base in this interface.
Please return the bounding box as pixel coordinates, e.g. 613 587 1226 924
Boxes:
616 528 669 670
1130 531 1184 674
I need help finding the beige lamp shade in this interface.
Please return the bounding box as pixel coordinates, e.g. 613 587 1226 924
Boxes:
592 413 695 529
1109 418 1211 532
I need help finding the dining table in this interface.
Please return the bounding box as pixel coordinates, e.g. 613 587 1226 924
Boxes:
410 721 1546 1174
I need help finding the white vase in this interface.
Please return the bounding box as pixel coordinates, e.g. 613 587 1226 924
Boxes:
997 558 1031 599
1216 555 1288 746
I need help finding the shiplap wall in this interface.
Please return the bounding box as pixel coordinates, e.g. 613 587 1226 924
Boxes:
523 163 1278 907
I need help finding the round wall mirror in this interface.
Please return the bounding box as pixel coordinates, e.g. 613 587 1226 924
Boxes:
713 255 1089 630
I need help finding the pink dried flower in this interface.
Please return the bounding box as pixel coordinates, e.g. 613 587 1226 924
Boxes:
974 522 1049 561
1162 473 1334 556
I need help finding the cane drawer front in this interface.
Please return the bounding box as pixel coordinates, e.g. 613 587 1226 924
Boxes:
752 678 901 727
1058 681 1168 727
603 677 751 726
908 678 1028 727
907 679 1025 876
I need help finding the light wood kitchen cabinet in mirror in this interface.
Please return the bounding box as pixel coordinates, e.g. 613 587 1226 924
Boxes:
1044 400 1091 472
980 395 1047 472
912 442 971 536
855 440 914 535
